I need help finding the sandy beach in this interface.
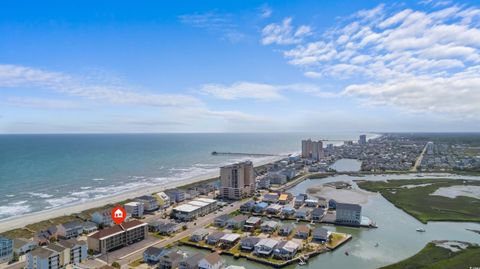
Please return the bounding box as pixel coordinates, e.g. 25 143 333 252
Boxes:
0 156 284 233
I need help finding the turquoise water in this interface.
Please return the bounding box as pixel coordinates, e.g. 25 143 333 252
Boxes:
0 132 370 220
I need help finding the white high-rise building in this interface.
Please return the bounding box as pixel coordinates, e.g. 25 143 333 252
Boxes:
220 161 255 200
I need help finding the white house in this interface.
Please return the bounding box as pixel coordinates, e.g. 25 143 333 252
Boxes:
124 202 144 218
198 252 225 269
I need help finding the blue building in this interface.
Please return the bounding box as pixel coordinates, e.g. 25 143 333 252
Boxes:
328 199 337 209
253 202 268 213
0 236 13 263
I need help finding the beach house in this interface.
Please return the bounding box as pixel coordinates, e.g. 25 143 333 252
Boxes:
56 239 88 265
124 201 145 218
206 232 225 245
135 195 159 212
305 198 319 207
295 225 311 239
260 220 279 233
165 189 186 203
311 208 325 221
273 241 301 260
266 204 282 215
179 252 204 269
190 229 209 242
198 253 225 269
240 237 261 251
295 208 309 219
243 217 262 231
262 193 279 204
278 193 292 205
313 227 330 243
56 221 84 239
143 246 167 264
253 202 268 213
294 193 307 207
219 234 241 249
278 223 295 236
13 238 37 256
254 238 279 257
226 215 248 229
26 247 60 269
91 210 114 227
159 251 184 269
81 221 98 234
240 201 255 212
214 214 230 227
281 205 296 216
155 192 171 208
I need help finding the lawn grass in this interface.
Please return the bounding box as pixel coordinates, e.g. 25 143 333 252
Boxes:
357 178 480 223
380 241 480 269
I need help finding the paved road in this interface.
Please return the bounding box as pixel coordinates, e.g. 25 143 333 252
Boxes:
110 199 246 268
412 142 428 171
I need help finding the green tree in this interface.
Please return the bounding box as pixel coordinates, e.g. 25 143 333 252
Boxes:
111 261 120 268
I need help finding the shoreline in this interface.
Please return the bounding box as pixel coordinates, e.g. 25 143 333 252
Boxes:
0 155 285 234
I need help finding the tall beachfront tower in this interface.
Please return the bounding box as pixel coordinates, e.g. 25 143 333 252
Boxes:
301 139 324 161
359 134 367 145
220 161 255 200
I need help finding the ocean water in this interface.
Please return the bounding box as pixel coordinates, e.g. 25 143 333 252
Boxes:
0 132 371 220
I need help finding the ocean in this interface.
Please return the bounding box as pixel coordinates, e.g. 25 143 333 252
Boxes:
0 132 372 220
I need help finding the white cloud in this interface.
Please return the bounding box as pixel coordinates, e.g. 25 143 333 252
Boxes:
266 3 480 117
200 82 283 100
178 12 245 43
2 97 83 110
0 64 202 107
260 4 272 18
0 64 271 127
261 17 312 45
200 81 338 100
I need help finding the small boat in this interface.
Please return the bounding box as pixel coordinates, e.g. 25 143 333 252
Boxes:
416 228 426 232
298 260 306 266
375 242 379 247
345 251 349 256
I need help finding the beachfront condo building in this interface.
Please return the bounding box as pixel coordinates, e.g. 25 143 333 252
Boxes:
26 248 60 269
301 139 324 161
0 236 13 264
220 161 255 200
87 220 148 254
335 203 362 226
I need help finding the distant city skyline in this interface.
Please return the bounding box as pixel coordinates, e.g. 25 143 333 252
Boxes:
1 0 480 133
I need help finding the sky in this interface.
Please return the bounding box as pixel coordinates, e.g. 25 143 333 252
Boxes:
1 0 480 133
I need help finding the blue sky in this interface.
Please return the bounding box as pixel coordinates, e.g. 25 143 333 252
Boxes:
1 0 480 133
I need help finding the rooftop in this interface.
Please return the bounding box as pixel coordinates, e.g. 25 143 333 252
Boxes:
174 204 200 213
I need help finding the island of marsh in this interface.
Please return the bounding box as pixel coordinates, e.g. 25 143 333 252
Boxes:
356 178 480 223
380 241 480 269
